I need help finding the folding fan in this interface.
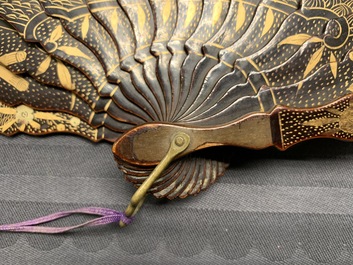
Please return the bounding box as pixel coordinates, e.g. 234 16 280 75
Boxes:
0 0 353 225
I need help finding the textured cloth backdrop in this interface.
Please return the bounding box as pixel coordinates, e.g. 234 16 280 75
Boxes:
1 134 353 264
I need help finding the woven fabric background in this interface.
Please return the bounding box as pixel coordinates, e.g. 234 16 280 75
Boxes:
1 134 353 264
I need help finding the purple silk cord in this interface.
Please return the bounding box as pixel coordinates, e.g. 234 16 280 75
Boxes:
0 207 133 234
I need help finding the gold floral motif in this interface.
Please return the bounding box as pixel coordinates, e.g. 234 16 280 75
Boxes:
69 117 81 127
0 105 64 133
16 105 35 126
0 104 98 141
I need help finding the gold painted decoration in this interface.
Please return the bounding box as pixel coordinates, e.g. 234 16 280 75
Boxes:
57 60 74 90
235 1 246 31
162 0 172 24
81 15 90 39
0 65 29 92
303 45 325 79
111 9 119 33
49 25 64 43
35 56 52 76
261 8 274 37
0 103 119 142
212 0 223 26
0 51 27 66
1 0 353 225
329 52 338 79
184 0 197 28
137 4 146 30
277 34 313 47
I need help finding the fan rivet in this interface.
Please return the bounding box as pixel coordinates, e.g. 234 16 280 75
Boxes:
175 136 185 146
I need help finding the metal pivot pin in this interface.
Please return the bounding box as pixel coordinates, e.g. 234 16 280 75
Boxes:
119 132 190 227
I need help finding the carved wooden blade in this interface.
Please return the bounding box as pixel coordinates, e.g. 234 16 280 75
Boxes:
120 157 228 199
184 3 344 119
180 0 301 121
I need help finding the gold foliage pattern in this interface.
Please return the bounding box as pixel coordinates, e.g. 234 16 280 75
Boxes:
57 60 74 90
162 0 172 24
35 56 51 76
303 45 325 79
81 15 90 39
0 103 100 141
235 1 246 32
261 8 274 37
184 0 196 28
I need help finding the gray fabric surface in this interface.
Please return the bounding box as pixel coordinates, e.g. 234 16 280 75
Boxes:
1 134 353 264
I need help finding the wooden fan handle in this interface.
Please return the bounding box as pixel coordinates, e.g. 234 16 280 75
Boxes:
113 95 353 166
274 94 353 150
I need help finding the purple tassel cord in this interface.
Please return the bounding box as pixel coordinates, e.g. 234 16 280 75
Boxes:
0 207 133 234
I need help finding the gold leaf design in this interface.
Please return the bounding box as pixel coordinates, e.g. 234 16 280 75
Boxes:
235 1 246 32
184 0 196 28
70 94 77 111
49 25 63 42
308 36 324 43
329 52 338 79
303 45 325 79
278 34 312 47
0 119 16 133
261 8 274 37
35 56 52 76
81 15 90 39
212 0 223 27
18 123 26 132
0 108 16 115
297 81 304 91
0 51 27 66
302 117 339 127
0 65 29 92
58 46 92 61
348 83 353 92
162 0 172 24
57 61 74 90
111 9 119 33
34 112 65 121
57 124 66 131
29 120 41 130
69 117 81 127
137 4 146 30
